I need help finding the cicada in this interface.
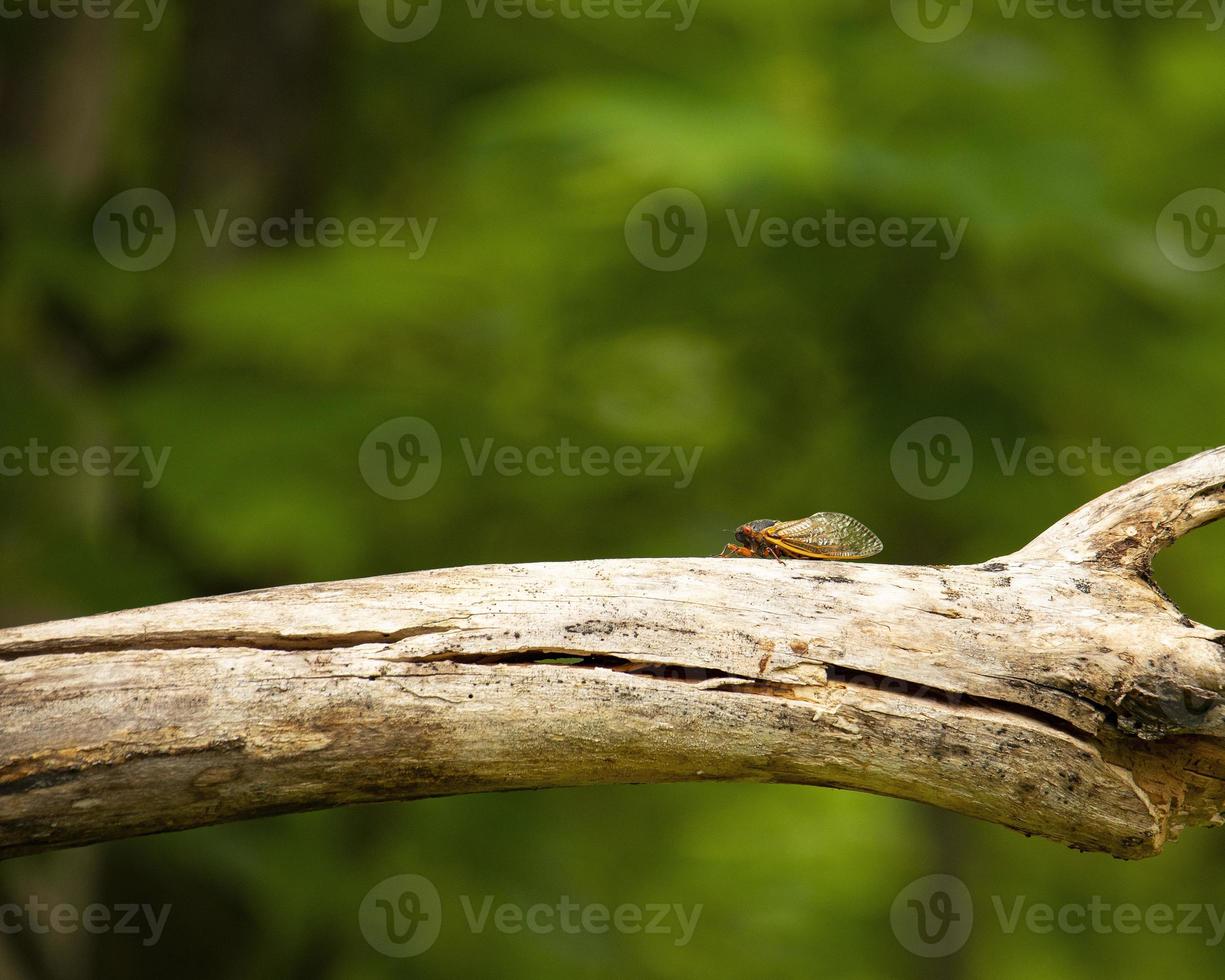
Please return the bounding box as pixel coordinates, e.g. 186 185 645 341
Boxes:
720 513 883 561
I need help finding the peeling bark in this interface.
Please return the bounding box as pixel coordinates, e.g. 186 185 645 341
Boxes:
3 449 1225 860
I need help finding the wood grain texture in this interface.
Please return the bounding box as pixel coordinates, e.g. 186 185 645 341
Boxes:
3 448 1225 860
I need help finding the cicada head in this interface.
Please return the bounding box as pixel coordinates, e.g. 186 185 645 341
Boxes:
735 519 779 546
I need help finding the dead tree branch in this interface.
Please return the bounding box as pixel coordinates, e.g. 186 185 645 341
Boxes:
3 448 1225 860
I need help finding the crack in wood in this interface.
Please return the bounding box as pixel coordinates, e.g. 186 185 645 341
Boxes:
0 623 459 660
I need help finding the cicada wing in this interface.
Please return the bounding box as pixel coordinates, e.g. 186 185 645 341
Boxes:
767 512 883 559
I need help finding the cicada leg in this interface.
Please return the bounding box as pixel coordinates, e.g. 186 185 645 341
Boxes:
720 544 755 558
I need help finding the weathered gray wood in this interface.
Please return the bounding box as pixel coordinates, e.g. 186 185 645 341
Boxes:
3 449 1224 860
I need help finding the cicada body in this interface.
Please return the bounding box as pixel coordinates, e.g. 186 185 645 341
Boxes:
721 513 883 561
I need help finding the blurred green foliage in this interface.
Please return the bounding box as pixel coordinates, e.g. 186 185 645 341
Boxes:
3 1 1225 977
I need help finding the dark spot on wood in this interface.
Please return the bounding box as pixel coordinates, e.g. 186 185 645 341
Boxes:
193 765 240 789
1074 580 1091 594
1098 535 1144 567
0 738 248 798
0 769 84 797
564 620 617 636
1114 679 1220 737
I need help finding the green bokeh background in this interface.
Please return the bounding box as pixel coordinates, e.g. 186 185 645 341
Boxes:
3 1 1225 976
